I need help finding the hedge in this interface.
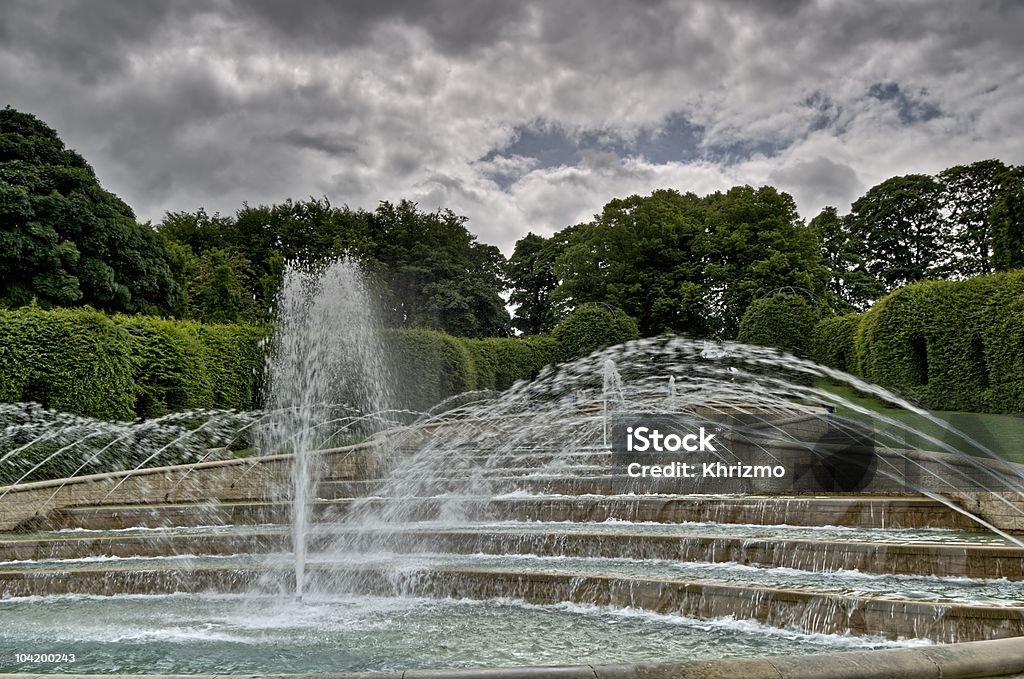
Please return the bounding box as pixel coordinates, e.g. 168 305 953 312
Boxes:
853 271 1024 412
811 313 861 373
737 293 819 357
0 307 138 420
0 306 268 420
551 304 640 362
117 316 214 417
385 329 559 411
0 307 565 420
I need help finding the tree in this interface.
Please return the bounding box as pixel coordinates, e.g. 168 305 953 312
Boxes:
846 174 946 291
186 248 259 324
991 166 1024 272
507 232 560 335
160 198 375 316
367 200 510 337
702 186 829 337
811 206 884 312
552 189 709 336
0 107 180 314
939 159 1008 276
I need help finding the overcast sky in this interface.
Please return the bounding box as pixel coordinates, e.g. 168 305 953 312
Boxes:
3 0 1022 253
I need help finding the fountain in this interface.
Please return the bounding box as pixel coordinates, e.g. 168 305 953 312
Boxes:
4 265 1024 675
256 258 391 599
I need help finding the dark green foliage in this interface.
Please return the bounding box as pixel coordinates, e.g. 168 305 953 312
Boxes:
702 186 829 338
811 206 884 312
853 272 1024 412
368 200 510 338
0 107 180 314
160 199 512 336
117 316 213 417
0 307 267 420
467 336 560 391
0 307 137 420
461 339 498 390
383 329 561 411
847 174 946 293
383 329 475 412
552 189 710 337
507 232 560 334
551 304 640 362
991 167 1024 272
939 159 1009 276
195 323 268 411
811 314 861 373
186 248 260 324
548 187 828 339
737 294 819 357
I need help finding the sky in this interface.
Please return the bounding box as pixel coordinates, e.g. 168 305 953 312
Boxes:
2 0 1023 254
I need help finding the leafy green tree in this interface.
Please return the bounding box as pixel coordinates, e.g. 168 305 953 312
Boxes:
0 107 180 314
702 186 829 337
507 232 560 335
548 186 827 339
160 198 374 315
811 206 884 312
991 166 1024 272
846 174 946 291
367 200 510 337
939 159 1008 276
187 248 259 324
553 189 709 336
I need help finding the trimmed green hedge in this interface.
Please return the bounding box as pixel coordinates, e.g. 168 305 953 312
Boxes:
0 307 138 420
853 272 1024 412
737 293 819 357
385 329 559 411
811 313 860 373
551 304 640 362
0 307 563 419
0 307 268 420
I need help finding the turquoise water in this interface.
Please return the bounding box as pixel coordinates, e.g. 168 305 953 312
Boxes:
0 593 923 674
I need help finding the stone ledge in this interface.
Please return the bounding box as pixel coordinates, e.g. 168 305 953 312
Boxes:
3 636 1024 678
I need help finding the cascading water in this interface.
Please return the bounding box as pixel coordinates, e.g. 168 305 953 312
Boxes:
9 330 1024 672
257 258 391 599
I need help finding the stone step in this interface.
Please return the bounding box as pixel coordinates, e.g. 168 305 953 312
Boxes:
0 562 1020 643
3 526 1021 579
14 494 986 532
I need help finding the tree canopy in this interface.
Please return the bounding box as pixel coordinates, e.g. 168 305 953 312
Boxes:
159 198 511 337
519 186 828 339
4 107 1023 349
0 107 179 314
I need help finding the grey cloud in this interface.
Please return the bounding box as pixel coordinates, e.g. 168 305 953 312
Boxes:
768 157 864 215
234 0 529 54
0 0 215 82
0 0 1021 248
279 130 360 158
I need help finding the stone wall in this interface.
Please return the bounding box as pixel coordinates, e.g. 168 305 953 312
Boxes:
0 443 380 531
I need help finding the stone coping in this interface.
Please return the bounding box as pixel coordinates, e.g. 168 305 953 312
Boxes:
3 635 1024 678
0 442 376 494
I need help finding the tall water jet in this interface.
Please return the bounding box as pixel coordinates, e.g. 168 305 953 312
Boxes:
258 258 390 599
602 358 623 447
